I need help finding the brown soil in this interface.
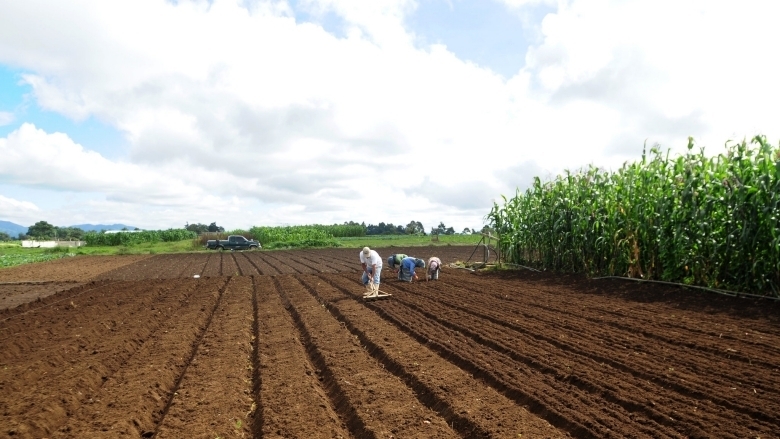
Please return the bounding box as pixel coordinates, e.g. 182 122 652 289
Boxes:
0 247 778 438
0 282 83 310
0 254 153 282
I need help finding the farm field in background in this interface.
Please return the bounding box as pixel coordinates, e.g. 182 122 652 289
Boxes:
0 234 482 268
1 248 778 438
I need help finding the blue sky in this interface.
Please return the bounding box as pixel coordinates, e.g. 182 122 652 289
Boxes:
0 65 128 160
1 0 778 231
406 0 552 78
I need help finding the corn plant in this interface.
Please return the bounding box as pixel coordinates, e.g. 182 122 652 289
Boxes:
248 226 340 249
83 229 197 246
488 136 780 296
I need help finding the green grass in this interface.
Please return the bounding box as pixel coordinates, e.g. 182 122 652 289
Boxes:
0 239 203 268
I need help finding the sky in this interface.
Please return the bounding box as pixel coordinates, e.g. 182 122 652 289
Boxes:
1 0 779 232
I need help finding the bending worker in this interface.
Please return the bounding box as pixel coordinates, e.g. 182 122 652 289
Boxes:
427 256 441 281
360 246 383 296
398 256 425 282
386 253 408 273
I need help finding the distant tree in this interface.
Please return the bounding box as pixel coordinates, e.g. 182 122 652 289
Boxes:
405 220 425 235
0 232 11 241
134 227 140 231
444 226 455 235
462 227 471 235
55 227 85 240
208 222 225 233
17 233 28 240
366 222 405 235
28 221 56 239
186 223 209 233
121 227 128 231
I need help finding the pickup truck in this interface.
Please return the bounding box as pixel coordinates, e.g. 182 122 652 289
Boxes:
205 235 261 251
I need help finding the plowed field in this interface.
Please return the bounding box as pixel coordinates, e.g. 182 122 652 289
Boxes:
1 247 778 438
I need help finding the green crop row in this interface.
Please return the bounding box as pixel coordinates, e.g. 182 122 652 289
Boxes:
248 225 342 249
0 253 70 268
83 229 197 246
488 136 780 296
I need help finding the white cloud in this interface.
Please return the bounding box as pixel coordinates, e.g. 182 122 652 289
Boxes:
0 0 778 230
0 111 13 126
0 194 40 217
0 194 41 228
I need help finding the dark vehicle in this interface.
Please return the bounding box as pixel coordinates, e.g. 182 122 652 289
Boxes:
205 235 261 251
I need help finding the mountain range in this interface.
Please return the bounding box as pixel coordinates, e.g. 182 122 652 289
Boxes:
0 220 137 237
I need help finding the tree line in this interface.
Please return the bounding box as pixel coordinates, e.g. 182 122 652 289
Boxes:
184 220 486 237
0 220 143 241
0 219 490 242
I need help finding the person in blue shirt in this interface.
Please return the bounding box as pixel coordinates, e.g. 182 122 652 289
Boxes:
398 256 425 282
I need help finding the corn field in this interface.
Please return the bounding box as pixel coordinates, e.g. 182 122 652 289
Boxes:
83 229 197 246
488 136 780 296
248 226 341 249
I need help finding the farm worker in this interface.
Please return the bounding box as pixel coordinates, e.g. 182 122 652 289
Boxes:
398 257 425 282
386 253 408 273
360 247 383 296
427 257 441 281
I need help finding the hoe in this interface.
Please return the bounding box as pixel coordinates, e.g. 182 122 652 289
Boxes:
363 283 392 301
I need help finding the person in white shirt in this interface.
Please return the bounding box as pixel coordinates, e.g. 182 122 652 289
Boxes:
360 246 383 296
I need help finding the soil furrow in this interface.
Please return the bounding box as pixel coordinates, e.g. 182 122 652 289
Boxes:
243 252 279 275
199 252 211 276
155 277 254 438
0 280 178 366
262 251 306 274
201 251 222 277
255 252 290 274
1 278 221 438
50 277 228 438
273 250 331 273
0 280 117 330
221 252 240 276
275 276 459 438
249 276 264 436
429 275 780 404
300 274 569 438
383 279 775 436
444 273 780 346
239 252 265 275
233 251 260 275
149 277 231 437
1 247 776 438
318 275 615 438
254 276 350 438
298 250 356 272
0 255 153 283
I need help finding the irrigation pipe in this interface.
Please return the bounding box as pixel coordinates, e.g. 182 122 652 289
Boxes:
499 263 541 272
591 276 780 301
